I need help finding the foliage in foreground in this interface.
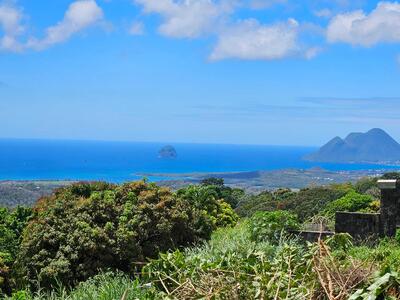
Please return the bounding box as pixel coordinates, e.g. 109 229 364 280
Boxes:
14 181 237 290
142 222 382 299
5 214 400 299
0 207 32 294
3 272 160 300
324 190 375 216
248 210 299 243
3 173 400 298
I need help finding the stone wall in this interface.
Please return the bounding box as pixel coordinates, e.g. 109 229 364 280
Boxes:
335 212 380 240
291 230 334 242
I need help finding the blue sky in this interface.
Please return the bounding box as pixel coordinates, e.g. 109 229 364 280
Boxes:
1 0 400 146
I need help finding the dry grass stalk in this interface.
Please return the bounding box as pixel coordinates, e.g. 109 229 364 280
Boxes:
312 239 374 300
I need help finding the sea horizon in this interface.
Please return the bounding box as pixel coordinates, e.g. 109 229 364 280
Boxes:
0 138 398 183
0 137 319 148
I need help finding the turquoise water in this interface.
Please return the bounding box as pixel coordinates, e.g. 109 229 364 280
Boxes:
0 139 397 182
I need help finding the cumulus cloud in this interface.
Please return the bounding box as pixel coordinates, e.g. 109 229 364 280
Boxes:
0 2 24 52
27 0 104 50
134 0 233 38
327 2 400 46
210 18 301 60
134 0 319 61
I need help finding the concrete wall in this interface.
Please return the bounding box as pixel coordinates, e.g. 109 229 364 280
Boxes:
335 212 380 240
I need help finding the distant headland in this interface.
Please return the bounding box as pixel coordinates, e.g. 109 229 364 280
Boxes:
304 128 400 164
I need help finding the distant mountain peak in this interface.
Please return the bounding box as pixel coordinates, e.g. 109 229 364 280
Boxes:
368 128 387 134
304 128 400 163
328 136 344 144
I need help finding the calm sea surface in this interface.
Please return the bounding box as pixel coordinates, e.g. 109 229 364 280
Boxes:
0 139 397 182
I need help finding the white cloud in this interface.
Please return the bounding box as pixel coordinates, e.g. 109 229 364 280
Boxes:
27 0 104 50
134 0 233 38
128 21 144 35
249 0 287 10
0 2 24 52
327 2 400 46
314 8 332 18
305 46 322 59
134 1 319 61
210 18 301 60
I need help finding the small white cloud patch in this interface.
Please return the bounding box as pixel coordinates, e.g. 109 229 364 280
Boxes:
27 0 104 50
327 2 400 46
128 21 144 35
0 2 24 52
314 8 332 18
134 0 232 38
249 0 287 10
210 18 300 60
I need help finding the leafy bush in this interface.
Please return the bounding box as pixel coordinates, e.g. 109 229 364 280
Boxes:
354 177 378 194
235 191 276 217
3 272 160 300
248 210 300 243
0 207 32 294
176 184 238 228
235 185 348 220
200 177 244 208
350 272 400 300
381 172 400 180
0 253 11 295
324 190 374 215
16 181 235 289
143 222 315 299
283 186 348 221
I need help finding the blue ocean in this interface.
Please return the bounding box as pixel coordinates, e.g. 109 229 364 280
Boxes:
0 139 397 182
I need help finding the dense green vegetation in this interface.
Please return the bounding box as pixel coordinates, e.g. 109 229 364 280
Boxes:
1 173 400 299
13 181 237 290
0 206 32 294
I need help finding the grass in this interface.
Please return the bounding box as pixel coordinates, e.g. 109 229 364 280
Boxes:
5 222 400 299
4 272 159 300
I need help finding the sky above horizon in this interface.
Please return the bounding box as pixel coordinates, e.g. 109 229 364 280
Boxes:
1 0 400 146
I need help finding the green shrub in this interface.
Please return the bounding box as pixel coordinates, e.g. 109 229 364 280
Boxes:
324 190 374 215
176 184 238 228
199 178 244 208
349 272 400 300
354 177 378 194
3 272 160 300
283 186 348 221
143 222 315 299
16 181 232 289
235 191 276 217
0 206 32 295
235 186 348 220
395 229 400 245
248 210 300 243
381 172 400 180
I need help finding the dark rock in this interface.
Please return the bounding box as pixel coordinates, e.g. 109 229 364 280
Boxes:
158 145 177 159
